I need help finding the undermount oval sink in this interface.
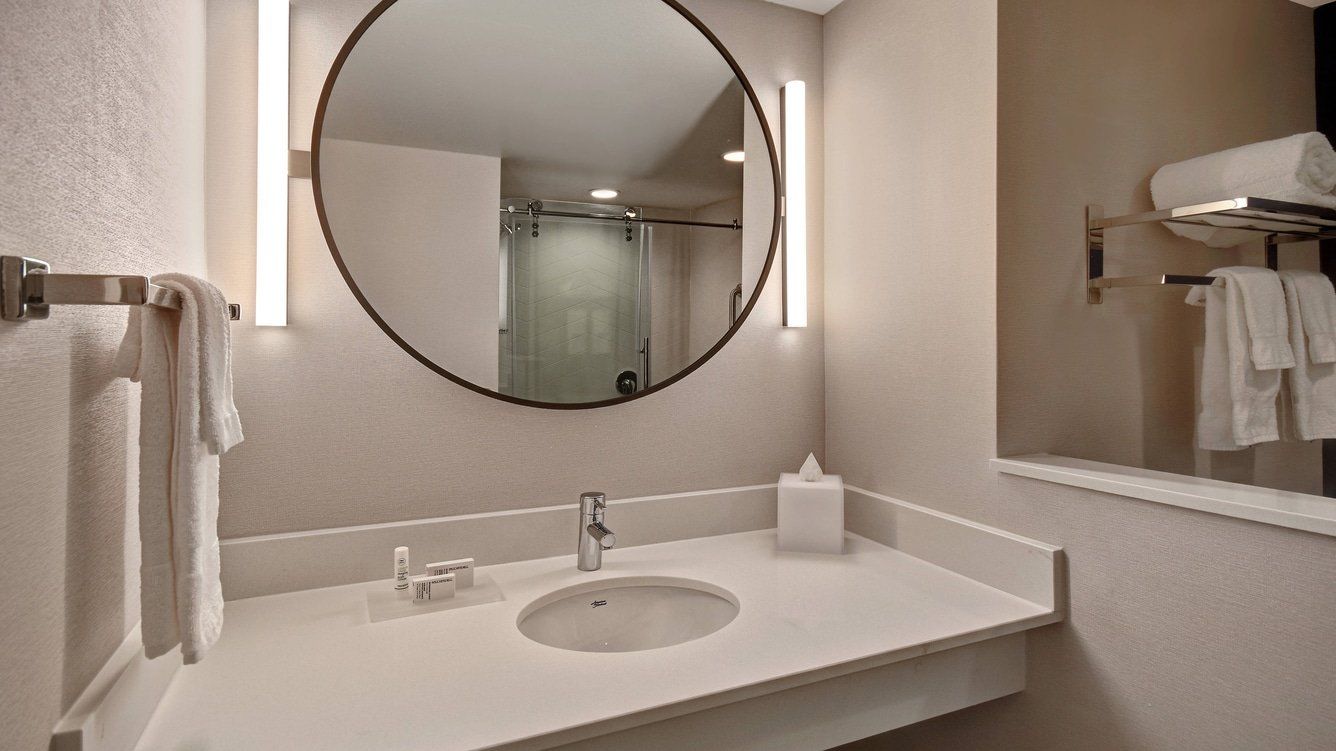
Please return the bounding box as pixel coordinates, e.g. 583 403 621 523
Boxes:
517 576 739 653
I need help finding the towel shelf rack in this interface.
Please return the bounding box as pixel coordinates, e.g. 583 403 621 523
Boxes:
1 255 241 322
1086 198 1336 303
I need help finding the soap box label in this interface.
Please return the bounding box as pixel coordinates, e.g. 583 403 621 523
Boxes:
410 573 456 603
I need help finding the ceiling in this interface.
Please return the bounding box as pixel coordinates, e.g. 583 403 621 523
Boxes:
767 0 1331 15
769 0 1329 13
322 0 748 210
762 0 845 14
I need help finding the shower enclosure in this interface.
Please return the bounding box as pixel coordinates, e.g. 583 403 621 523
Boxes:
499 200 651 403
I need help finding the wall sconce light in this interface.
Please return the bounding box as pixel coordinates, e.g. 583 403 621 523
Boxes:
255 0 290 327
782 80 807 328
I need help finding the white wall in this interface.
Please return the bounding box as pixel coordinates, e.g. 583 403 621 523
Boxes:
0 2 208 748
689 197 745 360
742 95 776 298
205 0 824 538
320 138 500 389
824 1 1336 749
649 214 694 382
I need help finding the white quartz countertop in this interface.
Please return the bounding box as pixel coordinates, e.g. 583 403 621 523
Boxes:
136 530 1057 751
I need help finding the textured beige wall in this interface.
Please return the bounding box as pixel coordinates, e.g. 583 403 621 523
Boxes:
996 0 1320 493
0 1 207 749
824 0 1336 749
824 0 999 512
206 0 824 538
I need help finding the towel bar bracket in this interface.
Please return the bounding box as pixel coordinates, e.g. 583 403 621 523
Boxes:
1 255 241 322
1 255 51 320
1087 205 1105 303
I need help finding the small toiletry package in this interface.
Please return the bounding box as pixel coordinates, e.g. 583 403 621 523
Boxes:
425 558 475 589
410 573 456 603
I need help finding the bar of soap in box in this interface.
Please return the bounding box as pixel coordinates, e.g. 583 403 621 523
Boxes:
777 472 845 554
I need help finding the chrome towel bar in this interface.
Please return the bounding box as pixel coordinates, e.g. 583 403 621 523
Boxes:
1 255 241 322
1086 198 1336 304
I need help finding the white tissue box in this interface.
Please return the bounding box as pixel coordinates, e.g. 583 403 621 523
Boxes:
777 472 845 554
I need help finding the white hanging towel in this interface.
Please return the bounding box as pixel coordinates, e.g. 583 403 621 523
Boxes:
1279 270 1336 441
115 274 242 664
1186 268 1294 450
1151 132 1336 248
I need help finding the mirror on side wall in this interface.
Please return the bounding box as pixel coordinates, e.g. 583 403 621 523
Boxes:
997 1 1333 499
312 0 779 408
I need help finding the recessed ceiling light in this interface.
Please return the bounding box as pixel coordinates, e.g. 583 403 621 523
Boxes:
589 188 619 200
722 150 745 163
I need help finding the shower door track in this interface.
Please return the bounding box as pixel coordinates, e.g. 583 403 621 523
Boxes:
499 208 740 231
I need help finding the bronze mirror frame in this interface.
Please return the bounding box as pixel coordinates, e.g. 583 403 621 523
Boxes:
310 0 782 410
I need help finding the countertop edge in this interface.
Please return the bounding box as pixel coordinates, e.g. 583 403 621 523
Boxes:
489 608 1062 750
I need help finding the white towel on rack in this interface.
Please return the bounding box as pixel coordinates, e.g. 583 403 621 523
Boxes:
1228 267 1297 370
1151 132 1336 248
1279 270 1336 441
1185 268 1291 450
114 274 242 664
1280 269 1336 364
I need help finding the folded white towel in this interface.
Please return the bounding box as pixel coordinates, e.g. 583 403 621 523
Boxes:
114 274 242 664
158 273 244 454
1227 267 1297 370
1186 268 1291 450
1280 269 1336 364
1152 133 1336 248
1279 270 1336 441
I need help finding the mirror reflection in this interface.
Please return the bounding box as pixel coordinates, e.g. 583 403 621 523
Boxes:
998 4 1330 498
316 0 775 405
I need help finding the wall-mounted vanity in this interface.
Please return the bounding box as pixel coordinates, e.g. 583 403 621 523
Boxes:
135 492 1062 751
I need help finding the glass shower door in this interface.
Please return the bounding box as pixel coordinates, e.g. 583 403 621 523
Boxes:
499 201 648 403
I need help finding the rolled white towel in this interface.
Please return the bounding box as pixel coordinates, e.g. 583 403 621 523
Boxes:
1151 132 1336 248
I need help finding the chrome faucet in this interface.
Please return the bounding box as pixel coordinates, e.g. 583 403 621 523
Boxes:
577 492 616 571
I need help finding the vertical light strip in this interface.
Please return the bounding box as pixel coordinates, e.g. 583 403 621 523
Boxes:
255 0 290 326
782 80 807 328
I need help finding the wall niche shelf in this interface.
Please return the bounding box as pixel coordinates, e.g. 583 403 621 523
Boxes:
1086 197 1336 304
994 454 1336 538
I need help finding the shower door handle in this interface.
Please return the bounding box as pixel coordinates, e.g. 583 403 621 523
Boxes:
729 283 743 325
639 336 651 389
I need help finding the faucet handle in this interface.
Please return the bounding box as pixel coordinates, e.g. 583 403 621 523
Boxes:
580 491 607 513
587 521 616 549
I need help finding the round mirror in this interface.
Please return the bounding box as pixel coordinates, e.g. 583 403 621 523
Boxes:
313 0 779 408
